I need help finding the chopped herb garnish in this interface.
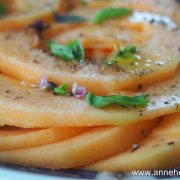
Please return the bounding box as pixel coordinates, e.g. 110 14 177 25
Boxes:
86 92 149 108
115 44 137 59
54 84 69 96
48 40 85 62
93 7 133 24
48 41 75 61
68 39 85 62
0 1 5 18
104 44 138 65
54 13 87 23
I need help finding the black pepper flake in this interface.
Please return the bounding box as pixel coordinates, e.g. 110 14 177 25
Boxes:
33 59 39 64
141 129 148 136
167 141 175 145
15 96 23 100
130 144 140 153
5 90 10 93
164 101 170 105
176 104 179 110
139 110 143 116
137 84 143 90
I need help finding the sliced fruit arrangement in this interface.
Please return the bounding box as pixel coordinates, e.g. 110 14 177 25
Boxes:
0 126 90 150
0 27 179 94
85 113 180 171
0 70 179 128
0 0 179 173
0 119 158 169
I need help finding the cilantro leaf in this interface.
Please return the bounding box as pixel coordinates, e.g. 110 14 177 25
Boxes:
54 84 69 96
86 92 149 108
93 7 133 24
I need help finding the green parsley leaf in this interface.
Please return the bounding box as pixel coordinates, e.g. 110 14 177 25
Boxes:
86 92 149 108
68 39 85 62
48 41 74 61
0 1 5 18
93 7 133 24
54 84 69 96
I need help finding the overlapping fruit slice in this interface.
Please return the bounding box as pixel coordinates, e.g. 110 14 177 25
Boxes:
0 119 158 169
0 126 90 150
0 0 60 31
85 113 180 171
0 27 179 94
0 69 179 128
70 0 180 25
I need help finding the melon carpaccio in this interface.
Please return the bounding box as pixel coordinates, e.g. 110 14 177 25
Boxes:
0 25 179 95
0 119 158 169
0 70 179 128
85 113 180 172
0 126 90 150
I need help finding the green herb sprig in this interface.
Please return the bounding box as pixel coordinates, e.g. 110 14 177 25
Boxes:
54 84 69 96
93 7 133 24
86 92 149 108
48 39 84 63
0 1 5 18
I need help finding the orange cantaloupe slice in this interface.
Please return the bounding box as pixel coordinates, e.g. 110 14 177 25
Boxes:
70 0 179 25
0 119 158 169
0 70 179 128
84 113 180 171
0 0 61 31
0 10 54 31
0 29 179 95
0 126 90 150
2 0 60 14
47 23 150 60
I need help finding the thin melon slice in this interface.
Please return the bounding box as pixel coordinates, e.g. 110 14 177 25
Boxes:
2 0 60 14
0 119 158 169
85 113 180 171
0 0 61 31
0 126 90 150
0 29 179 94
0 70 179 128
45 23 147 60
0 10 54 31
70 0 179 26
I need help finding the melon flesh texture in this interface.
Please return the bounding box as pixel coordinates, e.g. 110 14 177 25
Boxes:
2 0 60 14
0 119 158 169
0 126 90 150
0 30 179 95
45 23 148 60
0 0 61 31
85 113 180 172
0 70 179 128
70 0 180 25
